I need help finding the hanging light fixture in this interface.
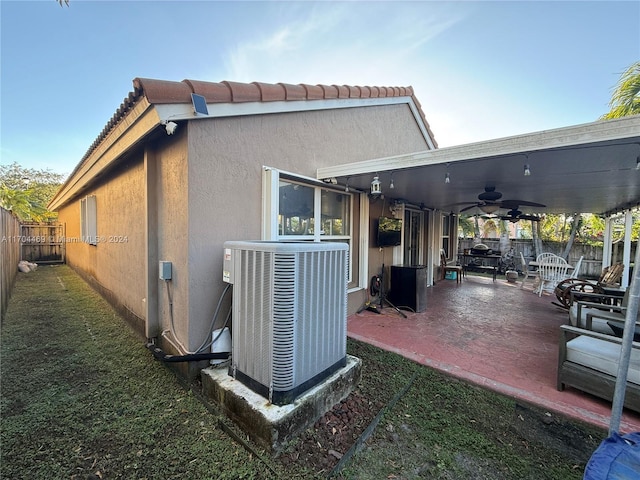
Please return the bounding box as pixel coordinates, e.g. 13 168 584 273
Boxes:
344 177 350 193
524 164 531 176
370 174 382 196
444 172 450 184
479 204 499 214
389 172 395 190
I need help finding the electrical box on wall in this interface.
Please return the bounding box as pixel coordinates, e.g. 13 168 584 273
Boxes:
159 261 172 280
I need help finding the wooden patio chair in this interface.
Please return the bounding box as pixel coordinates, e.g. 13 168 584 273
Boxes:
440 249 463 284
553 262 624 309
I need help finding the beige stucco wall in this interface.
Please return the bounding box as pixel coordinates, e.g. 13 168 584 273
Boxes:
154 131 191 349
58 101 431 353
57 159 146 326
184 102 430 349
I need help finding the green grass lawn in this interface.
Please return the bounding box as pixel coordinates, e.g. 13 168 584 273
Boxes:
1 265 606 479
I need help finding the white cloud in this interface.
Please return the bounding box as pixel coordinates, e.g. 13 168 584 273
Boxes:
223 2 467 87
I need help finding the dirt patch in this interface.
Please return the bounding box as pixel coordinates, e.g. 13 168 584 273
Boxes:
278 390 384 474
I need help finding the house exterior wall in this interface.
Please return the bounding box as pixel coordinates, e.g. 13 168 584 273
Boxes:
57 100 430 354
57 159 147 332
184 102 429 349
154 131 191 349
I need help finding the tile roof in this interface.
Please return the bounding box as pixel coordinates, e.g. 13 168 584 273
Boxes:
78 78 437 180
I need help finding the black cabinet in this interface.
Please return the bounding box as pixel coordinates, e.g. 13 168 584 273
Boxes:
388 265 427 313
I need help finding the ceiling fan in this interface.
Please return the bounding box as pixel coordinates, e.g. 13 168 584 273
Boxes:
454 186 546 214
500 208 542 223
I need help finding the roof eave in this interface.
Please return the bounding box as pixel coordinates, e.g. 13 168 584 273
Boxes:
316 115 640 179
49 97 156 210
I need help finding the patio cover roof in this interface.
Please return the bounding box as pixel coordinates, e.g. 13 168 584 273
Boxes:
317 114 640 217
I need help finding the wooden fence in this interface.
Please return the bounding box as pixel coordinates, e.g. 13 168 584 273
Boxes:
459 238 636 279
1 208 21 321
20 222 65 264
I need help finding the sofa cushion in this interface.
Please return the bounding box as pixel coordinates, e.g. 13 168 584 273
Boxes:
566 336 640 386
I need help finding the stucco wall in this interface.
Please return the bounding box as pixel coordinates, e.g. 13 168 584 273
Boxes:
184 102 429 348
154 131 190 350
57 159 146 328
57 101 431 353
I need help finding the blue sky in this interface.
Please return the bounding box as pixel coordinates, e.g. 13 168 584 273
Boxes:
1 1 639 177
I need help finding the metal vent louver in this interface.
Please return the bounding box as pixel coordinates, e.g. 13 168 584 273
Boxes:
223 241 348 405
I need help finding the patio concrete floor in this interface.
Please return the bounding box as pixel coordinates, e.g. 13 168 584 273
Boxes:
347 273 640 433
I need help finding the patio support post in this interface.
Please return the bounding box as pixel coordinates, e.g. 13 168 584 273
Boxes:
603 217 612 269
609 241 640 435
621 210 632 288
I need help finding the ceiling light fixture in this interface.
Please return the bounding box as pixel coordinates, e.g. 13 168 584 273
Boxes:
479 204 499 214
390 172 395 189
524 164 531 176
345 177 350 193
444 163 451 184
370 174 382 196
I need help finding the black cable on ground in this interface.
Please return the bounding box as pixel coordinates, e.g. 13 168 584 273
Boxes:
146 343 229 363
328 372 418 478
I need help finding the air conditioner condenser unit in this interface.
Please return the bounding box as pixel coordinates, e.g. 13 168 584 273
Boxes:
223 241 348 405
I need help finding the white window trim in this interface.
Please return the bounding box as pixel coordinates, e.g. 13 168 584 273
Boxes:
262 166 357 285
80 195 97 245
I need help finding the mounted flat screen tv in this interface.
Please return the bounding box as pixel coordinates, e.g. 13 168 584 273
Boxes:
377 217 402 247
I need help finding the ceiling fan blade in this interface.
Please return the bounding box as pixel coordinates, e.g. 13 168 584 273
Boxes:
519 214 541 221
500 199 546 208
443 201 479 207
459 204 480 213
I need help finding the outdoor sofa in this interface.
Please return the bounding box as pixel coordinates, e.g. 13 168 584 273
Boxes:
557 324 640 413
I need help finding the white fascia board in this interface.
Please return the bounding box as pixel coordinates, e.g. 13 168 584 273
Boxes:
155 95 420 123
316 114 640 179
49 99 158 210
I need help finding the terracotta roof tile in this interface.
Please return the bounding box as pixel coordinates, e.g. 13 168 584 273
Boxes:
72 77 437 177
317 84 337 99
333 85 350 98
282 83 309 100
253 82 286 102
184 80 232 103
133 78 192 104
300 83 324 100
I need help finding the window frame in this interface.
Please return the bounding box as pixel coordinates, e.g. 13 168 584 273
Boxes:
80 195 97 245
262 167 355 284
441 213 453 259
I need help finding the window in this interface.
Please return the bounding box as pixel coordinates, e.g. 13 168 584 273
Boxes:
80 195 97 245
441 214 451 258
263 169 354 283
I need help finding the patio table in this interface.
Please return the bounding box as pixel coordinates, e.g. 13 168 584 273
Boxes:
458 253 502 281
